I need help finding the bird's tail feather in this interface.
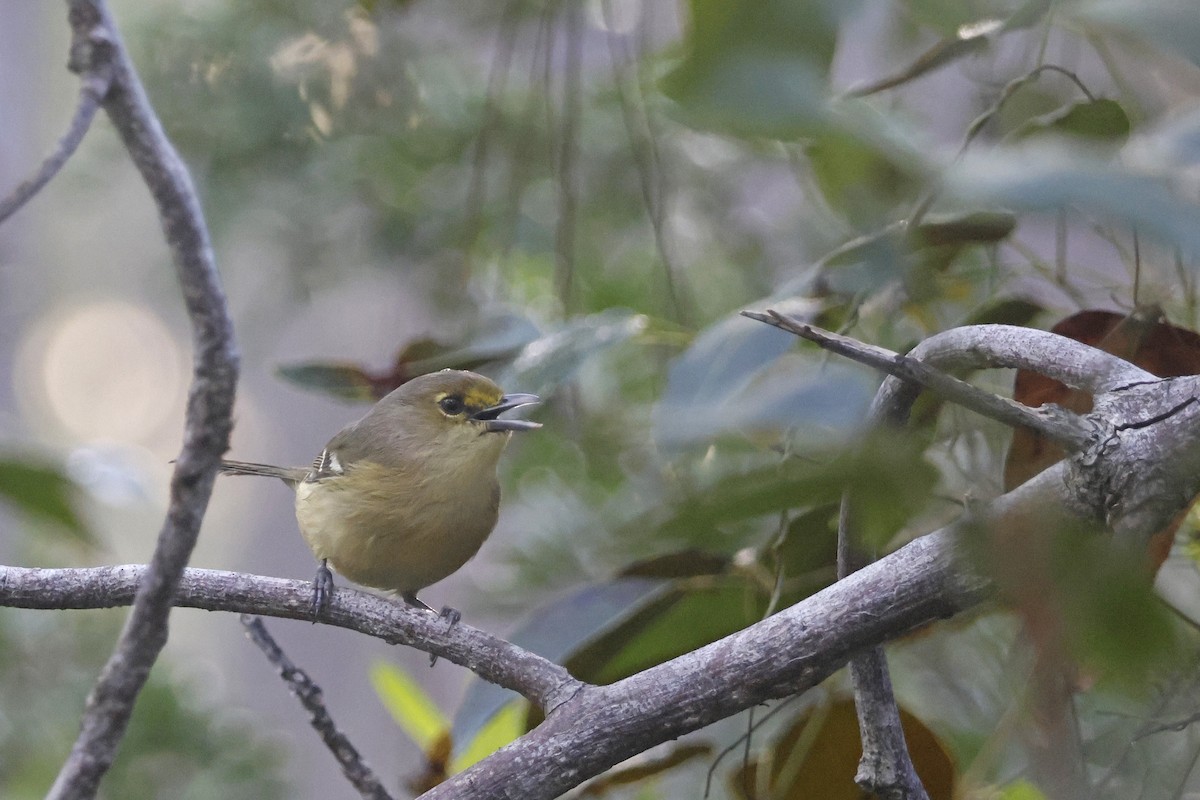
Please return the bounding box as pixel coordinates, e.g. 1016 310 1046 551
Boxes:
219 460 306 485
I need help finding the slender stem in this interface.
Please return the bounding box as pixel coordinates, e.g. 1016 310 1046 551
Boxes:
0 67 110 225
743 311 1096 450
241 616 394 800
48 2 239 796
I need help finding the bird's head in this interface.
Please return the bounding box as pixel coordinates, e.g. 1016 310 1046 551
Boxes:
373 369 540 451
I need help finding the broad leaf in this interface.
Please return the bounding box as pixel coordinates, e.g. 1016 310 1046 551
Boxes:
451 701 525 773
947 146 1200 257
1010 98 1131 148
662 0 848 139
728 698 955 799
279 313 540 401
0 458 90 544
1073 0 1200 66
502 309 649 397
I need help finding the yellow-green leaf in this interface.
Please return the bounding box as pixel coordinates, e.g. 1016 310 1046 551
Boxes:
451 700 525 773
370 661 448 751
998 780 1049 800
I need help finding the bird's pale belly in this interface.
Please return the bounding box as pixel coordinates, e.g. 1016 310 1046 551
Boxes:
294 463 499 594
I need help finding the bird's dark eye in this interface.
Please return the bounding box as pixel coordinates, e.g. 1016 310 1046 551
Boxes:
438 395 466 415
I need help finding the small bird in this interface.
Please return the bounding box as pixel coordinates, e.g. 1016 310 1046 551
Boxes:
220 369 539 617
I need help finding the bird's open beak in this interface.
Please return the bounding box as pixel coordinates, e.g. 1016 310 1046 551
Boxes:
473 393 542 432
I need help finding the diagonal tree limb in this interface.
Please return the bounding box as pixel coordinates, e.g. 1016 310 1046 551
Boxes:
743 311 1102 451
48 1 239 797
420 473 1064 800
241 616 394 800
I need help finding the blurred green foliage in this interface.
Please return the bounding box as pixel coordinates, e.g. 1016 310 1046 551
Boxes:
0 456 288 798
12 0 1200 795
0 458 91 545
0 607 287 800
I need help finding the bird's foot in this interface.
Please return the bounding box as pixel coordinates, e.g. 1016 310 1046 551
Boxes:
429 606 462 667
401 593 461 667
401 591 435 613
311 560 335 623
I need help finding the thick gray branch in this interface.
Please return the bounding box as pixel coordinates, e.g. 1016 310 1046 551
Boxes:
1086 377 1200 544
818 320 1174 800
418 326 1200 799
815 319 1155 799
420 482 1020 800
0 565 580 713
49 2 239 797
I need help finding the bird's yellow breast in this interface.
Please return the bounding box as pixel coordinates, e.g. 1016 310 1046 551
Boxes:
294 449 503 594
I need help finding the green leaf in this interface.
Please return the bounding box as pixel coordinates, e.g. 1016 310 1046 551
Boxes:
662 0 849 139
773 505 839 600
610 434 935 576
275 363 381 401
901 0 1044 35
817 211 1015 285
620 549 733 579
451 578 668 756
657 299 880 449
398 314 541 376
997 781 1050 800
656 351 875 450
0 458 90 544
805 131 920 216
370 661 449 752
1073 0 1200 66
947 146 1200 257
660 308 800 409
910 211 1017 248
451 701 525 773
279 314 541 401
846 25 994 97
501 309 649 397
567 581 766 685
1010 99 1131 146
961 297 1043 327
791 433 940 551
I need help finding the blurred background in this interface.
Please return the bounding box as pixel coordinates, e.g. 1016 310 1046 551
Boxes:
5 0 1200 798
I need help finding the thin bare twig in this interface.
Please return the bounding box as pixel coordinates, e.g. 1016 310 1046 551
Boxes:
553 0 582 312
459 0 521 279
47 1 239 797
743 310 1093 450
599 0 688 324
909 64 1096 228
498 4 553 263
241 616 393 800
838 371 929 799
0 65 111 225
